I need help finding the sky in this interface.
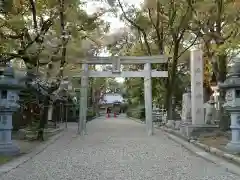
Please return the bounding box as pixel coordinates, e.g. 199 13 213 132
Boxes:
83 0 143 82
84 0 143 32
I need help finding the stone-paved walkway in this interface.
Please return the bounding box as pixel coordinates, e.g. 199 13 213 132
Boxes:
1 116 240 180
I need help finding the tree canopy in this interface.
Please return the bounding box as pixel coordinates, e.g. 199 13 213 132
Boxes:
99 0 240 120
0 0 111 80
2 0 240 123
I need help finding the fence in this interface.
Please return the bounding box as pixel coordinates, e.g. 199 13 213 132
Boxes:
12 102 96 130
126 105 167 125
125 101 225 127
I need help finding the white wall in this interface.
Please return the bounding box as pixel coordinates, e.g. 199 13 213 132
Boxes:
99 93 123 104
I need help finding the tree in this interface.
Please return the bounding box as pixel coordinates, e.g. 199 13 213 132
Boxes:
189 0 240 83
189 0 240 130
1 0 109 140
104 0 198 119
104 0 240 124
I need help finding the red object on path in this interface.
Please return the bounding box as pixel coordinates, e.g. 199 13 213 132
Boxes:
114 112 116 118
106 108 110 118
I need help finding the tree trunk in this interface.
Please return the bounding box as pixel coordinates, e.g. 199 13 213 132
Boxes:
203 85 212 103
166 41 179 120
216 54 230 131
52 102 58 128
37 96 49 141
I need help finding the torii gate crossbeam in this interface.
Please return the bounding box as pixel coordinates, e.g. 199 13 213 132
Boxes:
73 55 168 136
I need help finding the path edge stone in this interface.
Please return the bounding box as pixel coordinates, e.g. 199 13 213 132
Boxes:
158 127 240 165
0 128 65 176
127 116 146 124
130 117 240 167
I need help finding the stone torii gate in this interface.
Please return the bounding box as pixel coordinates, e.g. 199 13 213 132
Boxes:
74 55 168 136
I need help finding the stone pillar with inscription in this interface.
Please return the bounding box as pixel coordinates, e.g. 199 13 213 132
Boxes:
191 49 205 125
0 66 23 155
180 50 218 137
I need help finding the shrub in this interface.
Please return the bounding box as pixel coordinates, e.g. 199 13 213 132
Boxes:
127 105 145 121
86 109 96 121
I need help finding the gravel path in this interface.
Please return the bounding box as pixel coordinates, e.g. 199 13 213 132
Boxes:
1 116 240 180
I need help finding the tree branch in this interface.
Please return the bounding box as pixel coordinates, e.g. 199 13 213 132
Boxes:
0 16 55 65
0 31 24 39
29 0 38 32
147 4 164 54
58 0 67 74
24 17 54 51
118 0 151 55
177 31 201 59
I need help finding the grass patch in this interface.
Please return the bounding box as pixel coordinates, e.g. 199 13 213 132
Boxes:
0 155 12 165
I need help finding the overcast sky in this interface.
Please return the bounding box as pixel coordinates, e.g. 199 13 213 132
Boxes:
84 0 143 32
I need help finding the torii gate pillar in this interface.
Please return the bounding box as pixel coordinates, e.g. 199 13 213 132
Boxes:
144 63 153 136
78 64 88 135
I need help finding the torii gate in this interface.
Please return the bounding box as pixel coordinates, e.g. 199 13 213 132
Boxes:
74 55 168 136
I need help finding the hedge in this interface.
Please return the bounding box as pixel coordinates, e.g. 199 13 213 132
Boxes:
126 106 145 121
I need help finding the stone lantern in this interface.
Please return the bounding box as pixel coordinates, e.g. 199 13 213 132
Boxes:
0 66 24 155
219 59 240 153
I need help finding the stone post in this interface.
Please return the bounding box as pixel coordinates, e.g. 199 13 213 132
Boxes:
47 105 53 121
181 91 192 123
190 49 205 125
212 87 220 124
204 96 215 124
47 104 53 127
